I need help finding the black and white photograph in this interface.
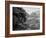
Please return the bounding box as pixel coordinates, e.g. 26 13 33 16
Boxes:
13 7 40 31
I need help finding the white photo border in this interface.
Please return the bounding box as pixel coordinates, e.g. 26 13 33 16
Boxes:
10 4 43 34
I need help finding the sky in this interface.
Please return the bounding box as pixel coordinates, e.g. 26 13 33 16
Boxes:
22 7 40 15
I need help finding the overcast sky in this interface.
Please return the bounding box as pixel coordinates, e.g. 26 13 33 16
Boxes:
22 7 40 15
